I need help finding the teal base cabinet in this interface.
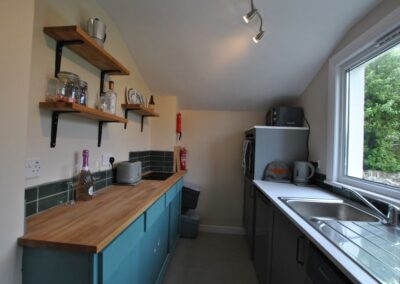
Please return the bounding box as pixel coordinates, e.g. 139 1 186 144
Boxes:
22 178 184 284
22 248 99 284
100 214 145 284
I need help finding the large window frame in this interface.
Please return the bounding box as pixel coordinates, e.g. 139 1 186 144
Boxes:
327 7 400 204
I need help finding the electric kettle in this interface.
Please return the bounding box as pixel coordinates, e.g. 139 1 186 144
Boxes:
293 161 315 184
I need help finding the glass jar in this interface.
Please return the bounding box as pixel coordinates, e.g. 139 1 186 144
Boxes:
57 71 80 103
45 77 61 102
78 80 88 105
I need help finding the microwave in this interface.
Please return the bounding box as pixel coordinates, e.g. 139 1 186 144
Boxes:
266 107 304 127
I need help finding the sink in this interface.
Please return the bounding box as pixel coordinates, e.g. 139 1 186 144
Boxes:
142 172 174 181
280 198 380 222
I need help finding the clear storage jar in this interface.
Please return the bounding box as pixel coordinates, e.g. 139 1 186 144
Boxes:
57 71 80 103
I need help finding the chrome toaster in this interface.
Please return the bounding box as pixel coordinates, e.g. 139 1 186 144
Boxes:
116 161 142 184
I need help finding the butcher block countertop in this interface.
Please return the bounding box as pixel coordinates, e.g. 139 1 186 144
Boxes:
18 171 186 253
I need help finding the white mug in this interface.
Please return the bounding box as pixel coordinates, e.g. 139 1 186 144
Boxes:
293 161 315 184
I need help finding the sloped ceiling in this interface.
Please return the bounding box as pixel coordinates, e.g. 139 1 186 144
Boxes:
98 0 380 111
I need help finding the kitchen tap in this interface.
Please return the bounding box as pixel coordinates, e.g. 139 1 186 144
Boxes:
343 187 399 226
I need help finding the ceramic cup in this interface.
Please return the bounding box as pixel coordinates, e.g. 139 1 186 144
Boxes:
293 161 315 184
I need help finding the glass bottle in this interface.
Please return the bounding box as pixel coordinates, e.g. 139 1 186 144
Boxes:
149 95 155 110
102 81 117 114
78 80 88 105
76 150 95 201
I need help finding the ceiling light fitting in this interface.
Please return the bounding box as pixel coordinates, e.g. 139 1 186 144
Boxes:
243 9 257 24
243 0 264 43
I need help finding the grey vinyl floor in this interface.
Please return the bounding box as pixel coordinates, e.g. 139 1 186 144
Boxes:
163 232 259 284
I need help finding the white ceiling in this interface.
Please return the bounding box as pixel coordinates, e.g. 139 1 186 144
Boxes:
99 0 380 111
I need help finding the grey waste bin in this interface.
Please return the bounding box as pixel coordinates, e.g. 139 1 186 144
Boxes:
181 210 200 238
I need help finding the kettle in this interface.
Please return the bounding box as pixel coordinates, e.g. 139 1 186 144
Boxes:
87 18 106 46
293 161 315 184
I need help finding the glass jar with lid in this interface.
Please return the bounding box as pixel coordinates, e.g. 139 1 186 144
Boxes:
57 71 80 103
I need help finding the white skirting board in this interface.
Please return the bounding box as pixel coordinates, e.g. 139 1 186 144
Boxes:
198 225 246 235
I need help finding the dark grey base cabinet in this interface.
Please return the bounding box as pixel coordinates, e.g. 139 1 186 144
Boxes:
253 188 351 284
253 191 274 284
243 176 255 248
270 209 307 284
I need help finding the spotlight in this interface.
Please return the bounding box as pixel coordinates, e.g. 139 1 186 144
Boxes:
252 30 264 43
243 9 257 24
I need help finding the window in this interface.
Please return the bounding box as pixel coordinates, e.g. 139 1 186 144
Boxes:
346 43 400 186
327 7 400 202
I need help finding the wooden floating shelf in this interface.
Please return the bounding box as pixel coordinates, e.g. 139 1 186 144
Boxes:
43 25 129 75
121 104 159 132
121 104 160 117
40 102 128 123
39 102 128 147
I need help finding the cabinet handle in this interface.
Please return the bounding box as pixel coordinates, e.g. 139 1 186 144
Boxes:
296 236 305 266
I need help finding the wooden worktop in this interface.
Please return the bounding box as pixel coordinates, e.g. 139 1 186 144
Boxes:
18 171 186 253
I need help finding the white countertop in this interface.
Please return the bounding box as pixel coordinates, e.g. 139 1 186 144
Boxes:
253 180 379 284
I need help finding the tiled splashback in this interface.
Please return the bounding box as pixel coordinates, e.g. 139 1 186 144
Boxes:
24 150 174 218
25 170 113 218
129 151 174 173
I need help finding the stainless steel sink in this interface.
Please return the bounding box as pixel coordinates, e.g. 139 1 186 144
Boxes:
280 198 380 222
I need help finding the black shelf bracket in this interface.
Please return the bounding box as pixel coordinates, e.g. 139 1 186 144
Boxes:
98 121 105 147
123 109 149 132
98 121 120 147
55 40 84 77
124 109 129 129
50 111 79 148
141 116 145 132
100 70 120 94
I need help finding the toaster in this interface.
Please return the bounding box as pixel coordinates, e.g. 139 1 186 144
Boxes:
116 161 142 184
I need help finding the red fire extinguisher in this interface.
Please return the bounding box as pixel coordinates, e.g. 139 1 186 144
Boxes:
176 113 182 140
180 147 187 170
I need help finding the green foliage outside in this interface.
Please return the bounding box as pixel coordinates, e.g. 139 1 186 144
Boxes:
363 46 400 172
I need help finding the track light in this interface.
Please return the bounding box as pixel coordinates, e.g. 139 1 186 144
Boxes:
252 30 264 43
243 9 257 24
243 0 265 43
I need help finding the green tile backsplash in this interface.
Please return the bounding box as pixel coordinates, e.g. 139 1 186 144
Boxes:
129 150 173 173
24 169 113 218
25 150 174 218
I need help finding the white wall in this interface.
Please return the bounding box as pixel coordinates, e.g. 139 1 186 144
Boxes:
180 110 264 227
25 0 152 186
0 0 34 283
150 96 178 151
298 0 400 174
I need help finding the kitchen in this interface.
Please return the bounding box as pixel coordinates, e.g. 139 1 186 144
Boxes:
1 0 400 283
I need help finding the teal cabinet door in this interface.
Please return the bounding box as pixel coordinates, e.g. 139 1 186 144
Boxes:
22 248 97 284
100 214 145 284
140 207 169 284
168 193 180 251
176 179 183 234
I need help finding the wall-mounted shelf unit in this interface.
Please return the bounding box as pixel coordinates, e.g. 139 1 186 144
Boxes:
41 25 130 148
43 25 130 93
121 104 159 132
40 102 128 148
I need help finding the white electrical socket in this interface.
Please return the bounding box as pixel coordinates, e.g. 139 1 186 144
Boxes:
102 153 113 167
25 158 41 178
317 160 321 169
